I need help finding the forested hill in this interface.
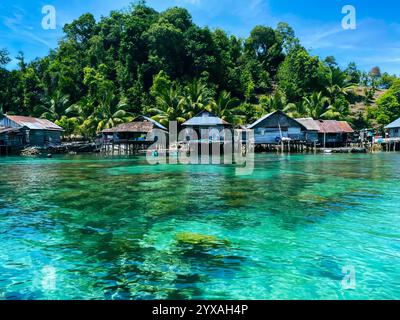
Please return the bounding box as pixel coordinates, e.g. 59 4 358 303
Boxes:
0 1 399 137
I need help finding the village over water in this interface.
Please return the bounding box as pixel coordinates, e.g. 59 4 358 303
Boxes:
1 109 399 157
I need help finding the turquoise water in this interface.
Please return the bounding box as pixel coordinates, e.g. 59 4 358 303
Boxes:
0 153 399 300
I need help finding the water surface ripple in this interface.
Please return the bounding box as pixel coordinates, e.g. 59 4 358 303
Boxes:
0 153 399 300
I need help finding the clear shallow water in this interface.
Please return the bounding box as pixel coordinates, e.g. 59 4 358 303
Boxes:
0 153 399 300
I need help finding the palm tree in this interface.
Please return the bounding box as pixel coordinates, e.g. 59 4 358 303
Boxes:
283 101 307 118
303 92 331 119
37 91 70 122
260 91 287 112
66 91 133 137
246 104 268 123
147 87 187 127
326 68 356 102
65 97 93 123
65 98 97 138
209 91 245 125
316 68 356 120
92 92 133 132
181 80 211 119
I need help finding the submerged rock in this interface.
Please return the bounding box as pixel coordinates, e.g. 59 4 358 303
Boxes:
175 232 229 249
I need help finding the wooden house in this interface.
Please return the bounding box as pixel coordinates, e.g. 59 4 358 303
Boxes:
101 116 168 153
296 118 354 147
247 110 306 144
101 116 167 142
0 127 25 155
181 110 232 142
385 117 400 138
0 115 63 149
296 118 321 144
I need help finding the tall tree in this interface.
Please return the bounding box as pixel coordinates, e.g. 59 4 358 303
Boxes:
0 49 11 114
245 26 284 76
277 48 330 102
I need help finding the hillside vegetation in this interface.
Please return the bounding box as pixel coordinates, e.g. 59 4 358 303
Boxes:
0 1 399 137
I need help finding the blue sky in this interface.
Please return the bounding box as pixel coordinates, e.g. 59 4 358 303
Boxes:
1 0 400 74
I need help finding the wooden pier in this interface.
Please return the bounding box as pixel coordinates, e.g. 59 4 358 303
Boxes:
254 141 314 153
253 141 368 154
379 138 400 152
101 140 153 155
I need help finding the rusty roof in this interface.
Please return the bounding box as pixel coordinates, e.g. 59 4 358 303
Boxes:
102 121 155 133
5 115 63 131
295 118 353 133
317 120 354 133
337 121 354 133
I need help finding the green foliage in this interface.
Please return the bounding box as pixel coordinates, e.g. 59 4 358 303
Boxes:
245 25 284 76
370 80 400 127
379 72 397 89
277 48 330 102
0 48 11 66
345 62 361 84
181 79 213 118
147 72 186 127
150 70 172 97
260 91 287 112
63 13 97 47
303 92 331 119
283 101 306 119
276 22 300 53
36 91 70 121
209 90 244 125
0 3 395 136
55 116 79 137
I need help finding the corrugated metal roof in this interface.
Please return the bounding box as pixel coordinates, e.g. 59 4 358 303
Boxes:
295 118 354 133
6 115 63 131
182 110 230 126
316 120 354 133
247 110 307 129
247 112 274 129
134 115 168 131
337 121 354 133
295 118 320 131
385 117 400 129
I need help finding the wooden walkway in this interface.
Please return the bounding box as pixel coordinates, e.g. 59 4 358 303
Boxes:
101 140 153 155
